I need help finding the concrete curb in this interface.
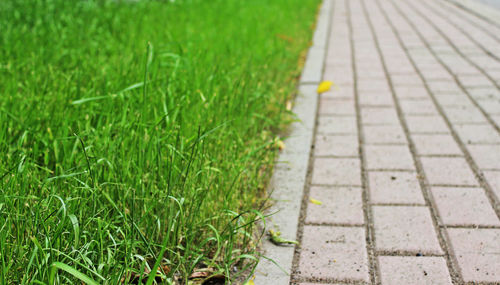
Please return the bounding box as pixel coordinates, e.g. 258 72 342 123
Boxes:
253 1 333 284
446 0 500 26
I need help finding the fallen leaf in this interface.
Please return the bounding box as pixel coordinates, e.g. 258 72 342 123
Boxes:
243 275 255 285
317 80 334 93
189 271 210 279
286 100 293 111
309 198 322 205
277 140 285 150
269 229 299 246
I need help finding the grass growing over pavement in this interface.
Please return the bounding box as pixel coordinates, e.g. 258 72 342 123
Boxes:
0 0 320 283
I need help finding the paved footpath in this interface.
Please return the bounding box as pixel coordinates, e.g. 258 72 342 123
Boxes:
287 0 500 284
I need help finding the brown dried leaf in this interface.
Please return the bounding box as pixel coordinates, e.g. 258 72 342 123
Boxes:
189 271 210 279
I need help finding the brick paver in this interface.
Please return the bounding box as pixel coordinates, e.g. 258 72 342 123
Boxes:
298 226 370 282
378 256 452 285
290 0 500 283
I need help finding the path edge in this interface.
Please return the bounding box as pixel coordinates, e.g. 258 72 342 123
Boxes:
253 0 333 284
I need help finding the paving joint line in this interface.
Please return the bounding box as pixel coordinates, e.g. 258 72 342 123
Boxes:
437 0 500 43
417 0 500 62
363 0 462 283
439 224 500 229
304 222 365 227
346 1 379 283
388 0 500 218
290 0 335 283
375 250 445 257
377 0 500 282
444 0 500 28
253 0 334 283
402 0 500 91
296 276 370 285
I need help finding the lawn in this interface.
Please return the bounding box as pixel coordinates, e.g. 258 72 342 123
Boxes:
0 0 320 283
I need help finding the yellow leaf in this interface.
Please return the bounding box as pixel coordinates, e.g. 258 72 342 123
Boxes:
317 80 333 93
243 276 255 285
309 198 322 205
277 140 285 150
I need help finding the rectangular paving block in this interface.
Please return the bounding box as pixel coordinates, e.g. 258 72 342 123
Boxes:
372 206 443 254
420 69 454 82
431 187 500 226
445 228 500 283
466 87 498 100
319 98 356 116
399 99 438 115
321 86 355 100
364 145 415 170
357 79 390 92
312 158 361 186
305 186 364 225
393 86 429 99
477 99 500 115
357 68 386 79
368 171 425 205
317 116 358 135
454 124 500 144
458 74 496 88
389 74 424 86
441 106 488 124
420 157 478 186
363 125 407 144
314 134 359 157
323 73 354 87
468 145 500 170
405 116 450 133
358 90 394 106
426 81 463 94
483 171 500 201
412 134 462 156
361 107 400 125
378 256 452 285
298 226 369 282
433 93 473 108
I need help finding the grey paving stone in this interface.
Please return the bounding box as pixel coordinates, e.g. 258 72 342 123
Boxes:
363 124 407 144
298 226 369 282
312 158 362 186
405 116 450 133
364 145 415 170
319 97 356 116
314 134 359 157
420 157 478 186
361 107 400 125
446 228 500 283
317 116 358 135
305 186 364 225
412 134 462 155
468 145 500 170
368 171 425 205
431 187 500 226
373 206 443 254
378 256 452 285
454 124 500 144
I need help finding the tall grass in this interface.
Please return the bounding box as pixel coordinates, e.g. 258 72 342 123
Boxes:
0 0 319 283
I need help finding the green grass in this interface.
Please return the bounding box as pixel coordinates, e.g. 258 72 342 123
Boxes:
0 0 320 283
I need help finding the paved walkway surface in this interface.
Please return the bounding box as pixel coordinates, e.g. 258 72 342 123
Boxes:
291 0 500 284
